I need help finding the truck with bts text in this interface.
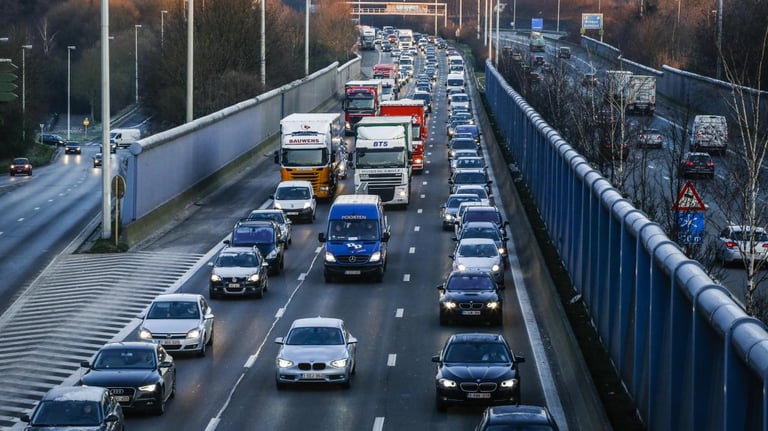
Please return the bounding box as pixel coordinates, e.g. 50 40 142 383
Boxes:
353 116 413 207
379 99 427 173
343 80 382 135
274 113 344 199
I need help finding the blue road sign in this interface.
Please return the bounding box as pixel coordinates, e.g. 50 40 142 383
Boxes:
531 18 543 31
581 13 603 30
677 211 705 244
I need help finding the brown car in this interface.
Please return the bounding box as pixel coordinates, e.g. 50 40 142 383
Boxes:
9 157 32 176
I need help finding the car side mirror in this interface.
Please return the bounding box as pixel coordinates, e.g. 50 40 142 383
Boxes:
318 232 326 243
105 414 119 423
348 336 358 344
451 236 458 241
436 284 444 290
207 262 214 267
431 355 441 363
275 336 285 344
382 231 391 242
223 239 231 246
20 414 30 423
448 254 454 259
269 194 275 200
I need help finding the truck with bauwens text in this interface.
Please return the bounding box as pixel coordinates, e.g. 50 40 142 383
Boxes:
274 113 344 199
379 99 427 173
343 80 382 135
353 116 413 207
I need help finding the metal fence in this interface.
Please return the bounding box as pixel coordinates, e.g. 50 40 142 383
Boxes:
485 59 768 431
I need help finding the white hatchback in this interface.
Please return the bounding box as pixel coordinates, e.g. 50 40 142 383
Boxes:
271 180 317 223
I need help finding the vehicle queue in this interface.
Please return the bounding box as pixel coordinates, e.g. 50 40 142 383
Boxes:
20 29 558 431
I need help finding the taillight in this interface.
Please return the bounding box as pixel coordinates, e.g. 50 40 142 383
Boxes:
685 161 694 166
762 243 768 249
725 241 738 248
706 162 714 167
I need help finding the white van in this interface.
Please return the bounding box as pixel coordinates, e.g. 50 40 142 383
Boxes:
271 180 317 223
446 73 466 95
109 128 142 149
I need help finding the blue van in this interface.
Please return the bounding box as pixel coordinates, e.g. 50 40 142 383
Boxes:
318 194 390 282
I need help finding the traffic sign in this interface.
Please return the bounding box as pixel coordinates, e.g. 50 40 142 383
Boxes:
673 181 707 211
531 18 544 31
582 13 603 30
677 211 705 244
112 175 126 199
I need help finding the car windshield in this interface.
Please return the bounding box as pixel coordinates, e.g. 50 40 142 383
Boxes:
328 220 379 241
453 172 487 184
465 211 501 224
233 226 274 245
247 212 285 224
447 196 481 209
457 188 489 200
275 187 311 200
147 301 200 319
451 140 476 151
446 274 496 291
456 160 483 170
92 348 156 370
216 252 261 268
444 342 510 363
462 227 500 240
355 147 406 169
12 158 28 164
32 400 102 426
458 243 499 258
280 148 328 167
286 327 344 345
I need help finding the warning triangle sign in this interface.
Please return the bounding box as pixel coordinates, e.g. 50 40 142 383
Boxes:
673 181 707 211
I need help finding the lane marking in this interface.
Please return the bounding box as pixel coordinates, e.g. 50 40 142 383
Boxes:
417 208 423 213
409 247 415 254
414 226 420 232
395 308 404 318
298 273 307 281
17 218 24 222
403 274 411 282
422 181 428 185
387 354 397 366
372 417 385 431
420 194 425 198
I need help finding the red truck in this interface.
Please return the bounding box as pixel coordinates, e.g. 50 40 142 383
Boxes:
380 99 427 173
373 63 399 88
343 80 381 135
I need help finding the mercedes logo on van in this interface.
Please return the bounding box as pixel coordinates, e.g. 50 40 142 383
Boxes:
348 256 357 263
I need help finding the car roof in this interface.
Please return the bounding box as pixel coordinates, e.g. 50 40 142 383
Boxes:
100 341 157 351
448 332 505 344
465 205 499 213
486 405 555 425
290 317 344 329
153 293 203 302
276 180 313 188
235 220 277 228
41 386 108 402
457 237 497 246
462 221 499 229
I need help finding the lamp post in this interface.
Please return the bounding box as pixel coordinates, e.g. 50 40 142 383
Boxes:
557 0 561 33
260 0 265 86
161 10 168 48
100 0 113 239
134 24 141 104
305 0 309 76
715 0 722 79
21 44 32 143
187 0 194 122
67 45 76 141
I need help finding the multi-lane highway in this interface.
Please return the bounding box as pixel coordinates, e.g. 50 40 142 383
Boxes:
0 42 611 430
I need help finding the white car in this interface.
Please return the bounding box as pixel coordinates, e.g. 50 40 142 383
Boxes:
275 317 357 389
271 180 317 223
139 293 215 357
453 184 492 206
717 225 768 266
450 237 505 285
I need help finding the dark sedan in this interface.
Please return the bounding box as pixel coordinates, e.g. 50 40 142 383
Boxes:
680 152 715 179
64 141 82 154
438 270 503 325
80 342 176 415
225 219 285 274
10 157 32 176
475 405 559 430
433 333 525 411
22 386 125 431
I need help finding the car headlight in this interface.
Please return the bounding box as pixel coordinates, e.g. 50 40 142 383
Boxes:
138 384 158 392
500 378 519 388
277 358 293 368
330 358 348 368
248 273 260 282
187 329 201 339
492 264 501 272
438 378 457 388
210 273 222 282
138 328 153 340
266 249 278 259
303 202 312 209
442 301 457 309
457 263 467 271
369 251 381 262
444 214 453 221
325 251 336 262
486 301 500 309
498 247 505 254
273 202 282 210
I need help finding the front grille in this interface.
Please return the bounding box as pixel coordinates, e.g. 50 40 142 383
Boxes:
458 302 484 310
153 333 186 339
286 171 320 182
298 363 326 371
109 387 136 401
460 382 498 392
336 255 370 264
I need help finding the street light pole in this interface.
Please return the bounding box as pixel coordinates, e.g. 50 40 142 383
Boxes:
187 0 194 122
260 0 265 86
134 24 141 104
101 0 112 239
161 10 168 49
67 45 76 141
21 45 32 143
557 0 560 33
305 0 309 76
716 0 723 79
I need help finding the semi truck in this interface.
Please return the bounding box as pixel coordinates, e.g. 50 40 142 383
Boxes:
343 80 382 135
373 63 400 88
360 27 376 50
529 31 545 52
690 115 728 154
274 113 344 199
626 75 656 115
353 116 413 207
379 99 427 173
604 70 633 104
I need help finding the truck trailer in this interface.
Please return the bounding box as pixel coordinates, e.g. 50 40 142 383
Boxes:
380 99 427 173
626 75 656 115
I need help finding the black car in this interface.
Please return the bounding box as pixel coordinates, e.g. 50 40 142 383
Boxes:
457 206 509 238
437 270 503 325
475 405 559 430
22 386 125 431
93 153 103 168
680 152 715 179
449 169 492 195
10 157 32 176
433 333 525 411
224 219 285 274
41 134 66 146
80 342 176 415
65 141 82 154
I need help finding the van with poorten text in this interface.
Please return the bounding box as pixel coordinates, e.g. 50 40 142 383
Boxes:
318 194 390 283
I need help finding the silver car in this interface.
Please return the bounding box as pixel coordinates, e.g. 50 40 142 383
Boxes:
246 209 293 248
717 225 768 266
440 194 482 231
138 293 215 357
450 238 505 285
275 317 357 389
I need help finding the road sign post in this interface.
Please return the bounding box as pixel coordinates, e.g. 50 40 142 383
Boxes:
83 117 90 137
0 59 18 102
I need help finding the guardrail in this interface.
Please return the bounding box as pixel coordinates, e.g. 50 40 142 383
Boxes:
484 58 768 431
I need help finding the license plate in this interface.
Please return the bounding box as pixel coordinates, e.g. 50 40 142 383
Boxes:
287 212 299 215
466 392 491 399
113 396 130 402
162 340 181 346
228 283 241 288
345 270 361 275
302 373 324 379
461 310 481 316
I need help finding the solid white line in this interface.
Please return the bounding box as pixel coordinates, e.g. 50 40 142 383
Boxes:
372 417 385 431
403 274 411 282
387 354 397 366
395 308 404 318
17 218 23 222
204 418 221 431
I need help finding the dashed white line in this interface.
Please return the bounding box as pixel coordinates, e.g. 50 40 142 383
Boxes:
409 247 415 254
34 207 40 211
414 226 420 232
372 417 385 431
403 274 411 282
17 218 24 222
420 194 425 198
315 246 323 253
395 308 404 318
387 354 397 366
422 181 428 185
275 308 285 318
417 208 423 213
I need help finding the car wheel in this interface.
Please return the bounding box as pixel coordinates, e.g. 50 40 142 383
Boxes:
155 392 166 415
435 396 447 412
207 325 215 346
254 283 264 299
9 172 14 176
28 170 32 176
197 337 207 357
276 379 287 390
209 289 220 300
324 272 334 283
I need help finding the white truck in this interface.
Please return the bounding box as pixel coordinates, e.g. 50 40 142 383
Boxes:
275 113 344 199
604 70 633 104
397 29 414 50
379 78 397 102
360 27 376 50
626 75 656 115
353 116 412 207
690 115 728 155
109 128 142 149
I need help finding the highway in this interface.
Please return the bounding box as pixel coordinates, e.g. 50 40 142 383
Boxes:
0 45 609 430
